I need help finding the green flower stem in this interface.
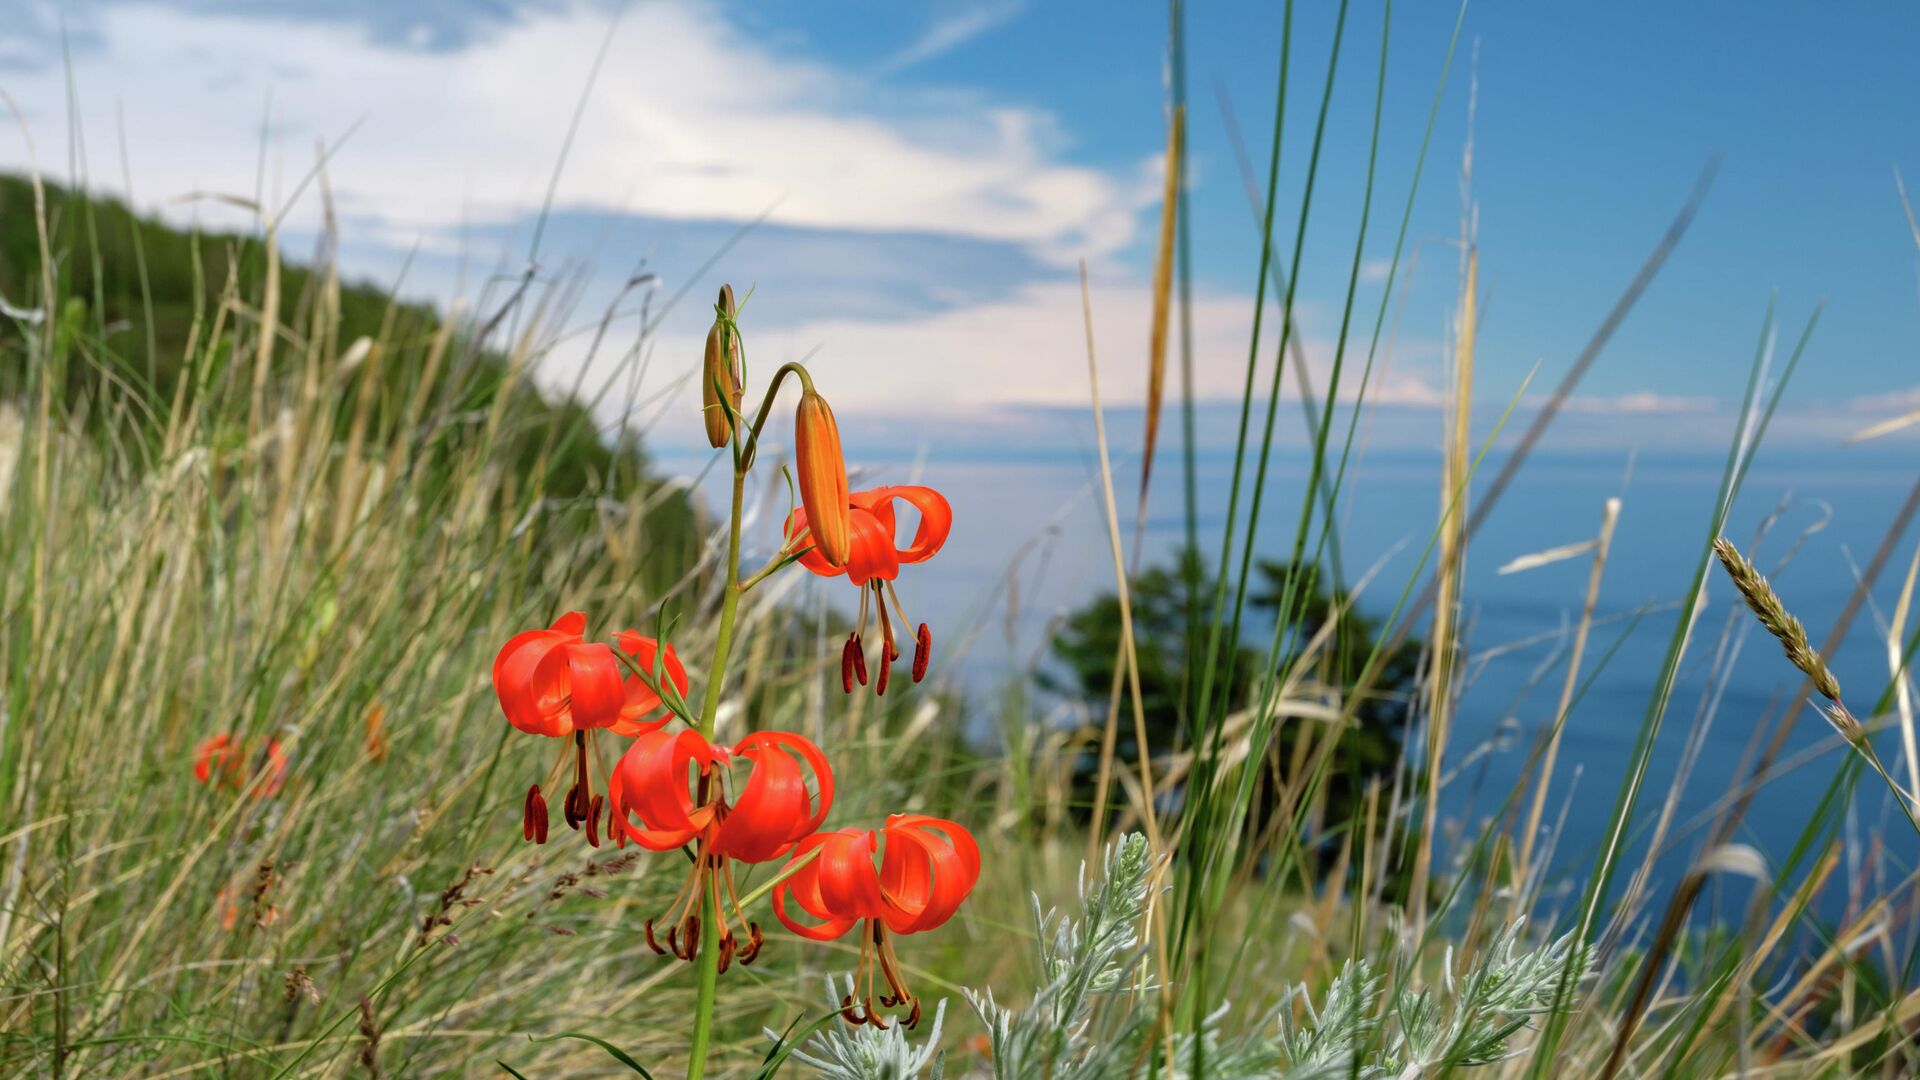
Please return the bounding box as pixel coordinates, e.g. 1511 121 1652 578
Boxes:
698 467 747 740
687 460 746 1080
738 360 814 470
687 913 723 1080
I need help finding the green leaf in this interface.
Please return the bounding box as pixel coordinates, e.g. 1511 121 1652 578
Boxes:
528 1032 655 1077
752 1011 840 1080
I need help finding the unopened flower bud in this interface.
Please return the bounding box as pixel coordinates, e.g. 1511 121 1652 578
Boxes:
702 284 742 448
795 389 851 566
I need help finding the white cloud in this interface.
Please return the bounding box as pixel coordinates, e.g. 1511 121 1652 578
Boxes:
0 1 1140 264
876 1 1026 76
1554 391 1717 415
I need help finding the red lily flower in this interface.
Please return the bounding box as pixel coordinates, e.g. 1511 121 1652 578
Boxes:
193 734 288 797
773 814 979 1028
608 727 833 971
492 613 689 845
784 485 952 694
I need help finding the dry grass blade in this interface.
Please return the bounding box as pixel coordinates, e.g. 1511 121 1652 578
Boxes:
1515 497 1620 888
1843 408 1920 445
1140 105 1183 507
1496 538 1597 576
1891 542 1920 806
1078 262 1161 854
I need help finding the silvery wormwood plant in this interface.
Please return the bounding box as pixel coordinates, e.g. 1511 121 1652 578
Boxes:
777 833 1592 1079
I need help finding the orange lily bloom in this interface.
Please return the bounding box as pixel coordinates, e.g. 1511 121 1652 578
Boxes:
773 814 979 1028
608 727 833 971
785 485 952 694
193 734 288 797
492 612 689 845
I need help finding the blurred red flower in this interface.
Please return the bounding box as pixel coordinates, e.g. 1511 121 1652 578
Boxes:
193 734 287 797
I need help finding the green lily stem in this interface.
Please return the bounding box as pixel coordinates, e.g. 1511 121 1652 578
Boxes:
687 460 746 1080
687 352 827 1078
738 361 815 470
697 468 746 740
687 922 723 1080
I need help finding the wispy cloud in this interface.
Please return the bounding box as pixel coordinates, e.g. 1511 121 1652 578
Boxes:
876 1 1026 76
1554 391 1717 415
0 0 1138 265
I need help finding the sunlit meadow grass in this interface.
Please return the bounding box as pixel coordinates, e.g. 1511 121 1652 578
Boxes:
6 3 1920 1076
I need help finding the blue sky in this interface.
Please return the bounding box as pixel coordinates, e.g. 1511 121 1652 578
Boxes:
2 0 1919 450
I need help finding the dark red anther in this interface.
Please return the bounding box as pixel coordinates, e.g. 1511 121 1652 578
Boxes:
563 784 582 830
585 794 604 847
740 923 763 964
841 635 856 693
644 919 666 955
532 794 549 844
905 999 922 1029
851 634 868 686
912 623 931 682
875 653 890 696
522 784 541 841
605 798 625 849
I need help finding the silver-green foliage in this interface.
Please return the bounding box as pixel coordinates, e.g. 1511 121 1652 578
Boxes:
774 979 948 1080
1276 919 1593 1079
966 831 1159 1079
782 835 1591 1079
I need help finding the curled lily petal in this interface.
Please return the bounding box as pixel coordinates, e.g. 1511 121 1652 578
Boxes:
773 833 862 941
493 627 573 736
882 815 979 933
711 732 834 863
816 830 891 920
611 632 689 736
842 509 901 587
770 816 978 935
609 729 718 850
562 642 626 731
854 486 953 566
493 611 624 737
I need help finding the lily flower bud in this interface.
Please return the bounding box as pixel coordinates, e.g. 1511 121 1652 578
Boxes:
794 389 851 566
702 284 743 448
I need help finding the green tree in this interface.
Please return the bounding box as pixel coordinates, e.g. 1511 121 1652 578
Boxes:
1045 550 1420 868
